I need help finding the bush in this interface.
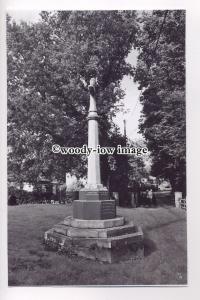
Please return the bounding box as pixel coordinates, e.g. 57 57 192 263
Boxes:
8 185 79 204
8 194 17 206
7 186 57 204
8 187 33 205
66 191 79 203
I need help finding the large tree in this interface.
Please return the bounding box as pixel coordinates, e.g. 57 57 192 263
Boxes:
134 10 186 194
7 11 138 185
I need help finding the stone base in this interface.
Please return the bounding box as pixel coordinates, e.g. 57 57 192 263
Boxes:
79 188 109 200
73 199 116 220
44 216 144 263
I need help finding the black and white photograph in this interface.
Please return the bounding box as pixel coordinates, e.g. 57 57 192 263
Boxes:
5 8 187 287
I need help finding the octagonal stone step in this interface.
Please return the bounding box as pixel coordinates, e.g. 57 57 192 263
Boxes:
44 220 144 263
45 225 143 249
53 221 137 238
62 216 125 229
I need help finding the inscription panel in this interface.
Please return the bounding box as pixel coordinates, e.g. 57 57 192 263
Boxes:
101 201 116 219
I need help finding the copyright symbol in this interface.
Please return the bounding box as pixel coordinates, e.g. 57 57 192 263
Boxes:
52 144 61 153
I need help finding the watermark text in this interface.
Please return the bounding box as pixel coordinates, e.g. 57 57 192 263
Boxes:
52 144 148 157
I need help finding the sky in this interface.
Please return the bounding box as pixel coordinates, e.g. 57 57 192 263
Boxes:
117 51 142 140
8 10 143 141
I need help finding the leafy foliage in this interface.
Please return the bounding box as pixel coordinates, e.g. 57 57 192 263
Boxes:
134 10 186 193
7 11 138 185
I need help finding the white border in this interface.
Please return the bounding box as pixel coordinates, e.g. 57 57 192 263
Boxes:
1 1 200 300
5 0 187 10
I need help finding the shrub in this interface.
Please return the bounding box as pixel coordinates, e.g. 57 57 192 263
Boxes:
8 187 33 205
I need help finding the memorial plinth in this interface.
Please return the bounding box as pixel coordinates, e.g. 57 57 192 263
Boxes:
44 216 144 263
44 77 144 263
73 189 116 220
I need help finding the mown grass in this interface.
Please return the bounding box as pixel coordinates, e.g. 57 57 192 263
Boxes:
8 204 187 286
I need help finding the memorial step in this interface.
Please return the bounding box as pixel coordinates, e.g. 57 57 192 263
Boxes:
45 225 143 250
53 221 137 238
62 216 125 228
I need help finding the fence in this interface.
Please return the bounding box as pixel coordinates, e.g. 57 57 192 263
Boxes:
180 198 186 210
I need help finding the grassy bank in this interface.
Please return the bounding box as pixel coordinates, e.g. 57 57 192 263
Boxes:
8 204 187 286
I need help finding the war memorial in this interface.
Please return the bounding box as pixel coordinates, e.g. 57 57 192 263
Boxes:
44 78 144 263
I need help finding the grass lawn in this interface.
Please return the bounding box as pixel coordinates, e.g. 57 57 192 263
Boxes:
8 204 187 286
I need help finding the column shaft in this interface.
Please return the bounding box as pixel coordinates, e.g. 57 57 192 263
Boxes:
87 94 101 188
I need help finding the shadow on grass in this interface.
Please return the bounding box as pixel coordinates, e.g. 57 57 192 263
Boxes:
144 217 186 232
143 234 157 257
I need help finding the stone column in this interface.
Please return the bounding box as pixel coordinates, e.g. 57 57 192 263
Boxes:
73 77 116 220
87 86 102 189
